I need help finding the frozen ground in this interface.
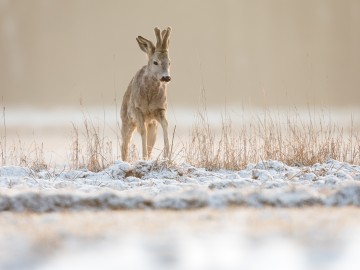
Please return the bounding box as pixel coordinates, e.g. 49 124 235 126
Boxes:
1 159 360 269
1 159 360 211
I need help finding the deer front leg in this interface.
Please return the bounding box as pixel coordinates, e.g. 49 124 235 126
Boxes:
135 108 148 160
158 110 169 159
121 121 136 161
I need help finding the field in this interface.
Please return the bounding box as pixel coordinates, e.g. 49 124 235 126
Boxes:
1 105 360 269
1 1 359 269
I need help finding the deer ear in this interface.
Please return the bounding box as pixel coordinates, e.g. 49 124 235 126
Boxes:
136 36 155 56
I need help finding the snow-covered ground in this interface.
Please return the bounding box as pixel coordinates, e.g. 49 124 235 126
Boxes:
1 208 360 270
1 159 360 211
1 159 360 269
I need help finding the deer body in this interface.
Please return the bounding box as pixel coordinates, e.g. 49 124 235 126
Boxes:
121 27 172 161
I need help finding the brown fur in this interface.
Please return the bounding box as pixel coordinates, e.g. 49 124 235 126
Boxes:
121 27 172 161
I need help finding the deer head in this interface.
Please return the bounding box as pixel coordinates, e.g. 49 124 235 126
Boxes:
136 27 171 82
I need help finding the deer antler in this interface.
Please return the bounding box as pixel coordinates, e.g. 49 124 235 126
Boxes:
162 27 171 51
154 27 163 51
154 27 171 52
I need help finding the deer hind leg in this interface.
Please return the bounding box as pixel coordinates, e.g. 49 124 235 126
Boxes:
147 120 158 158
121 121 136 161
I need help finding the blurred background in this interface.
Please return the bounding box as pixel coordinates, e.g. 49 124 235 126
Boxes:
1 0 360 164
1 0 359 108
1 3 360 269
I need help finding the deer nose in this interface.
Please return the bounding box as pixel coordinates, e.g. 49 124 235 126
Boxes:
160 76 171 82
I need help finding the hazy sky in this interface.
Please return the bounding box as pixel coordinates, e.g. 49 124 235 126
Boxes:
1 0 359 108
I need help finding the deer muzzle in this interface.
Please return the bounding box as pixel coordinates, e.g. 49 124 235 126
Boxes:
160 76 171 82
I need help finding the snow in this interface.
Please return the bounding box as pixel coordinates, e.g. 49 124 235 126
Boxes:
1 159 360 211
1 208 360 270
37 232 308 270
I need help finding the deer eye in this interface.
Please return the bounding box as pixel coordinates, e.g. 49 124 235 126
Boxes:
153 61 159 65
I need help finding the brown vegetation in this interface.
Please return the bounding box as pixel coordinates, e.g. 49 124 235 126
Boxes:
185 107 360 170
1 104 359 171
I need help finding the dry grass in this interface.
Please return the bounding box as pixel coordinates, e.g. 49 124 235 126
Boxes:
68 103 145 171
1 105 48 170
185 106 360 170
1 138 48 171
68 104 120 172
1 102 359 171
69 118 114 172
0 103 139 171
1 104 6 166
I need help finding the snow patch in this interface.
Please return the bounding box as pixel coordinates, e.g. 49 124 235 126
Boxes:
0 160 360 211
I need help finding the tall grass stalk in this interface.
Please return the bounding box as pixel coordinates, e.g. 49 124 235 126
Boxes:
1 103 6 165
69 111 115 172
1 102 359 171
185 107 360 170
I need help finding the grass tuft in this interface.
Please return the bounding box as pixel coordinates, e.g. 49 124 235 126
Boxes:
69 112 115 172
1 101 359 171
185 107 360 170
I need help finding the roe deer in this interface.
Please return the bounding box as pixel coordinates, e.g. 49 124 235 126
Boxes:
121 27 172 161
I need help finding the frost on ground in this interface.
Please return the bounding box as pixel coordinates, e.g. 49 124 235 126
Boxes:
1 159 360 211
1 160 360 270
